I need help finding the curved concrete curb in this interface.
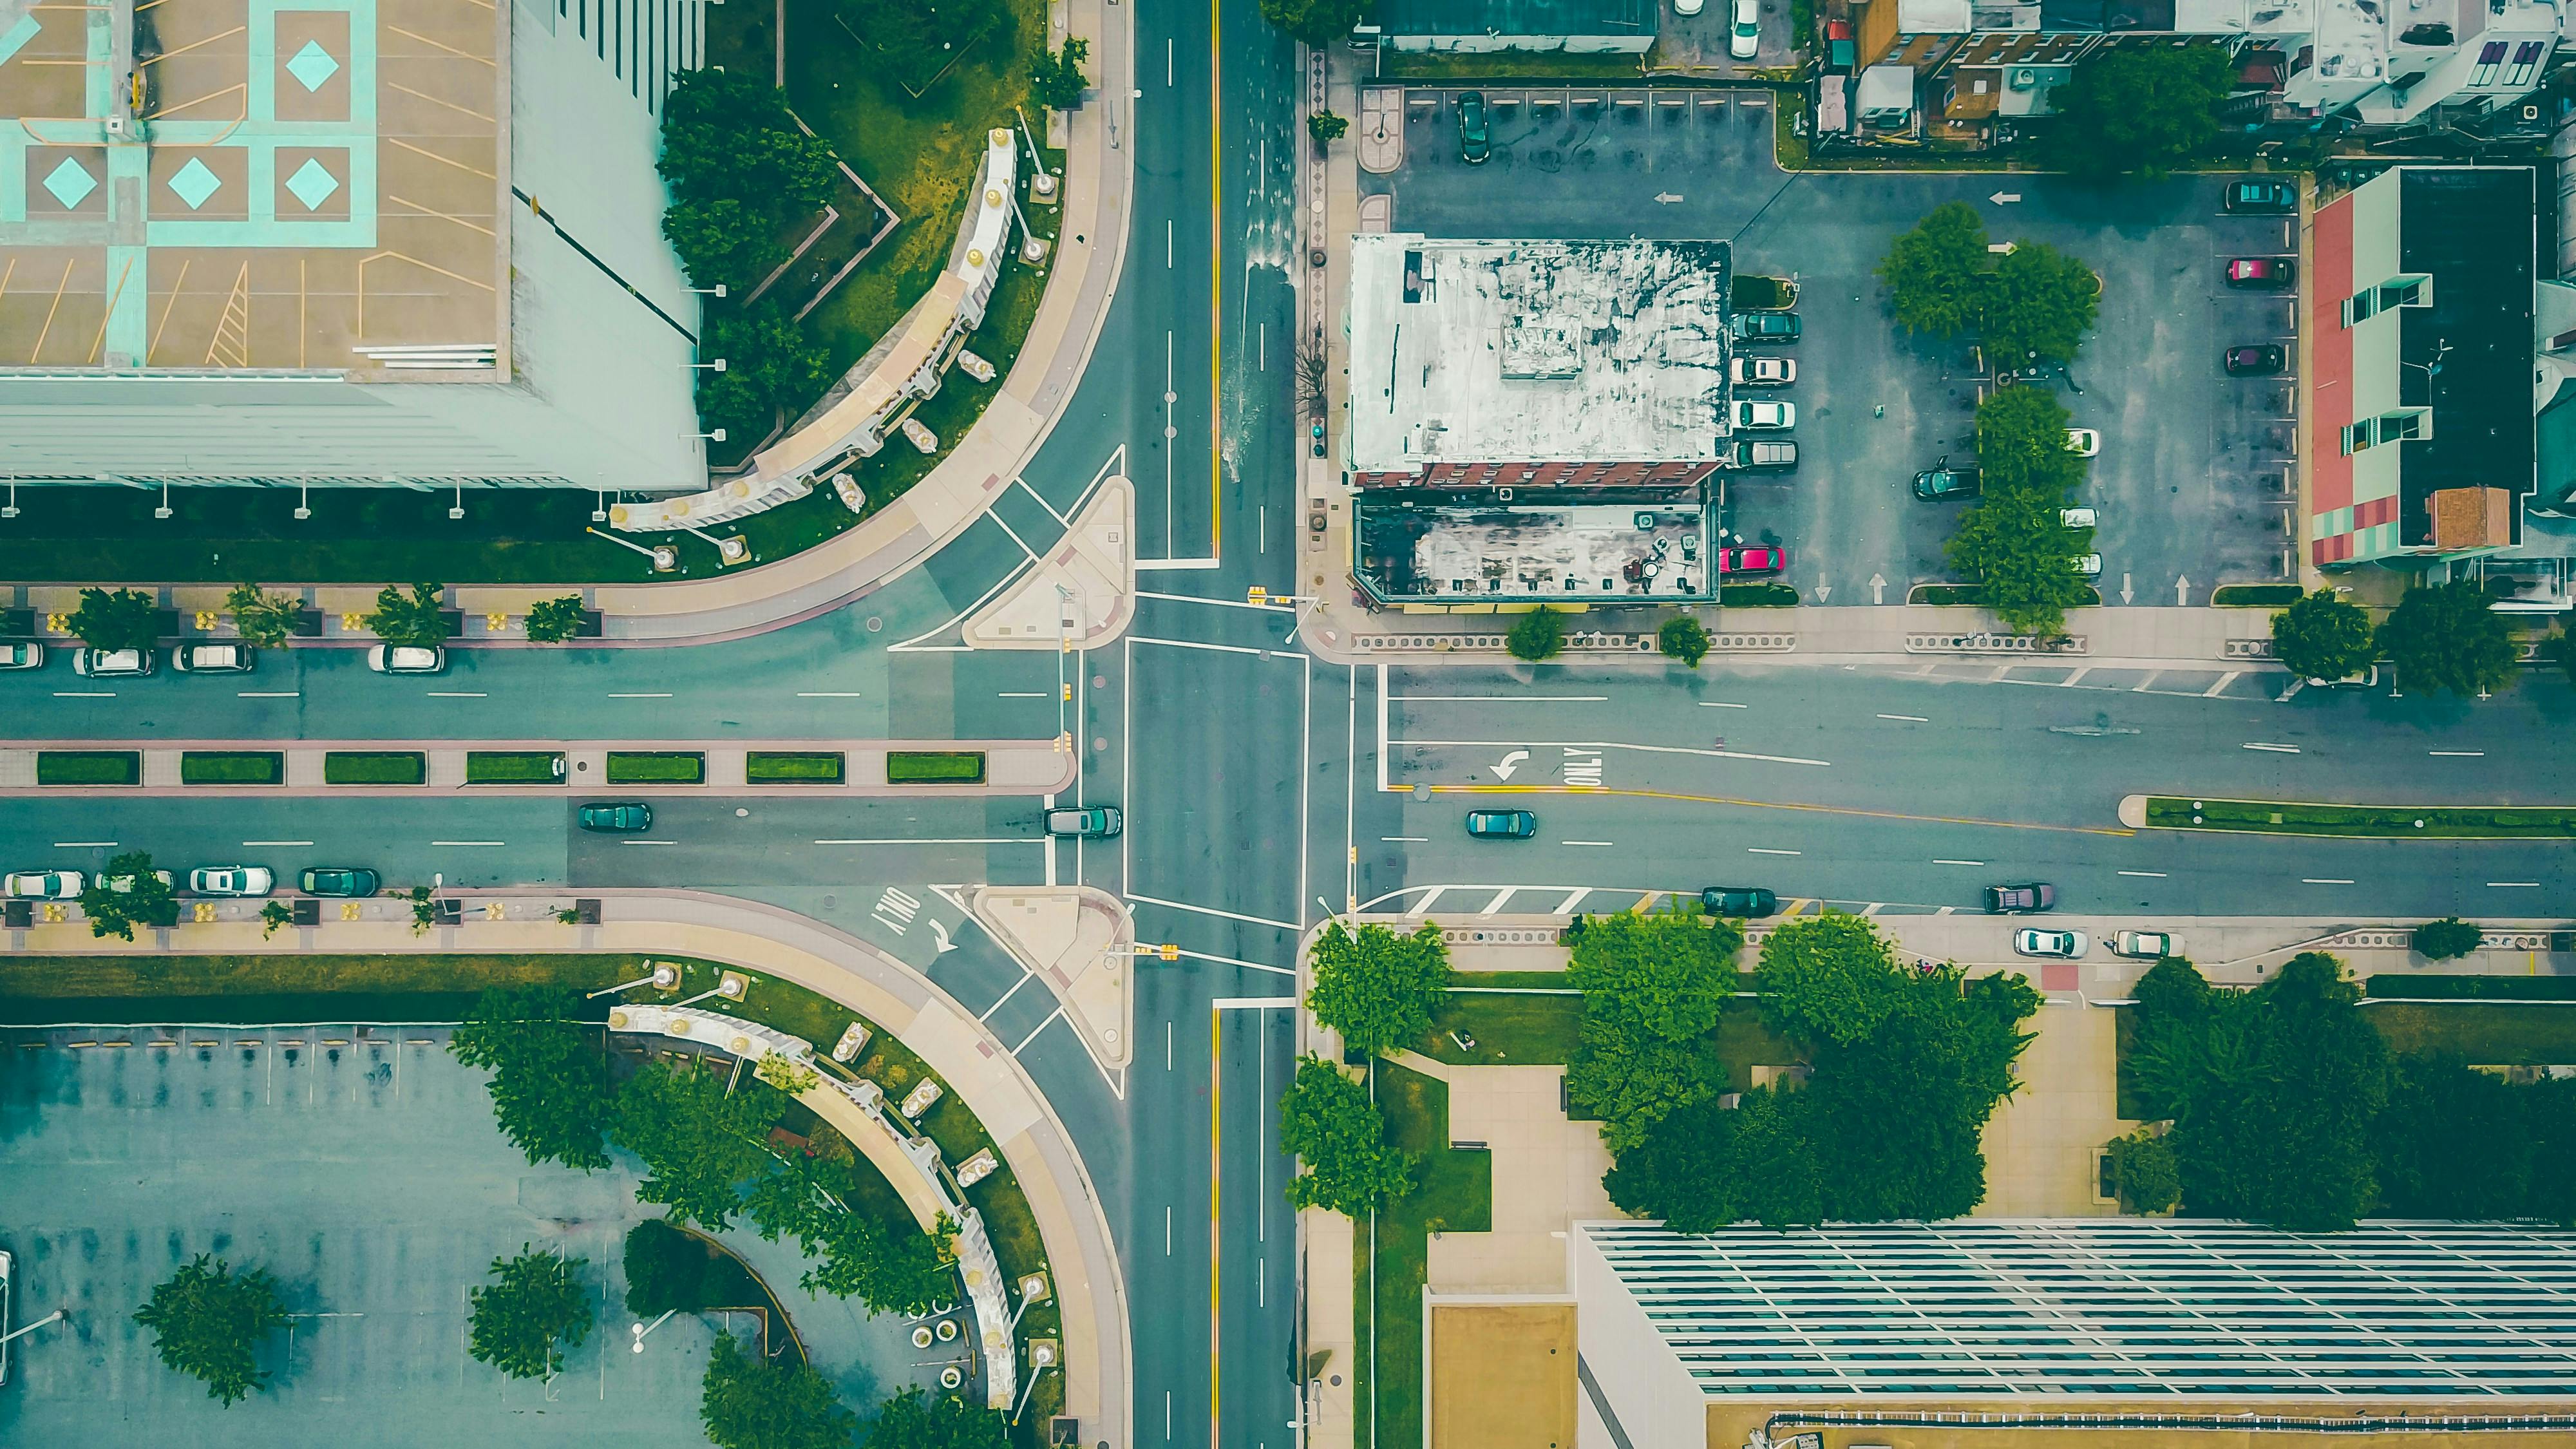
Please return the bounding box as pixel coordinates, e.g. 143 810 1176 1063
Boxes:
2117 794 2148 829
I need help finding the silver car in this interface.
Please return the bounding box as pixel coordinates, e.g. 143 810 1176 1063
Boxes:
2014 928 2090 959
368 645 446 674
174 643 254 673
0 641 43 670
4 869 83 899
189 866 276 896
72 647 154 677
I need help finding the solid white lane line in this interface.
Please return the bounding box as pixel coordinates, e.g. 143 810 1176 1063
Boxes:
1381 836 1428 842
242 839 312 846
1877 713 1930 723
2242 742 2301 753
432 840 506 847
998 692 1049 698
608 692 672 699
1698 701 1748 708
52 691 112 697
2301 878 2355 885
1127 893 1302 932
2429 750 2485 757
2119 870 2168 878
813 837 1038 846
1011 1007 1065 1056
795 691 863 698
980 971 1036 1022
52 840 117 848
1167 948 1296 976
238 690 299 697
2489 881 2541 888
619 840 678 846
1131 635 1298 659
426 691 486 697
1394 694 1607 703
1748 847 1801 856
1560 840 1615 847
1933 858 1985 866
1401 736 1828 767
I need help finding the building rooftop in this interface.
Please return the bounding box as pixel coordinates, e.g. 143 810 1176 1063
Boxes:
1369 0 1660 39
1348 234 1732 478
1356 496 1717 603
2397 166 2534 547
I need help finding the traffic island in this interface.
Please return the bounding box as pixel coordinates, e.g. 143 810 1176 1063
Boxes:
2126 794 2576 838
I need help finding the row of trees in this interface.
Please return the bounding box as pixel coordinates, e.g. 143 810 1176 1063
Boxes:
2123 953 2576 1229
1605 913 2041 1231
1879 202 2100 368
1945 386 2096 635
1275 922 1455 1216
62 583 594 652
2268 581 2521 697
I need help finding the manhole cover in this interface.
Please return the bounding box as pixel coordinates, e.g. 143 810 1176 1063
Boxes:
865 616 883 632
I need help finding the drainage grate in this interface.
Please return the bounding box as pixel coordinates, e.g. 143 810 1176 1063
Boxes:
1904 632 2089 656
1438 927 1566 945
2222 638 2278 659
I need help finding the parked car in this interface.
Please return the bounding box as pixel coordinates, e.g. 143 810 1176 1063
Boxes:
1732 439 1799 471
2073 553 2105 579
2305 665 2381 688
1674 0 1703 14
0 1245 12 1387
2112 929 2182 960
2065 428 2101 457
2225 344 2287 375
1912 464 1980 500
1730 355 1795 387
2060 506 2098 529
72 647 153 677
1719 545 1788 576
1700 886 1779 918
578 802 654 833
1464 809 1538 840
172 643 254 674
2014 928 2090 959
2225 256 2295 289
189 866 275 896
1824 17 1856 70
368 645 446 674
1728 0 1762 58
4 869 82 899
0 642 42 670
299 866 381 898
1044 805 1124 838
106 868 175 893
1733 399 1795 431
2223 178 2298 214
1984 882 2056 914
1457 91 1491 165
1732 311 1801 343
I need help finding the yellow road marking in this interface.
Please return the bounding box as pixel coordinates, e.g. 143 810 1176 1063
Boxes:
1399 781 2136 837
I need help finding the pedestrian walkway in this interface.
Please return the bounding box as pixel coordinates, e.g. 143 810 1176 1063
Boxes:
960 475 1134 651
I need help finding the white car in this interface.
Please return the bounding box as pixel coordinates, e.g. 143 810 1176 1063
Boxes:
2014 928 2090 959
368 645 447 674
2112 929 2181 960
1730 355 1796 386
2060 506 2098 529
106 869 175 893
2073 553 2104 579
189 866 275 897
1733 399 1795 431
5 869 83 899
0 642 43 670
1728 0 1761 58
72 647 153 677
2066 428 2101 457
173 643 254 674
1674 0 1703 14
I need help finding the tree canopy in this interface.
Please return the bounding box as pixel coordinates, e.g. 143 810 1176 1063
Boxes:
2268 587 2377 682
1506 607 1566 662
1657 615 1710 667
1257 0 1370 46
2412 917 2483 961
1755 911 1908 1048
701 1332 858 1449
611 1059 790 1230
1278 1056 1414 1216
450 985 616 1171
364 582 452 649
224 583 301 649
1306 919 1453 1057
468 1247 594 1379
1877 202 1989 340
863 1385 1012 1449
2041 44 2233 179
525 595 587 644
1980 242 2099 367
1946 386 2094 636
744 1154 957 1314
66 586 160 653
78 850 179 941
697 301 835 448
656 67 837 297
2378 580 2517 697
133 1255 292 1406
1564 913 1743 1151
2107 1128 2181 1214
1030 37 1090 111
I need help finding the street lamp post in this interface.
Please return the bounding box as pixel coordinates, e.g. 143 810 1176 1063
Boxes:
630 1309 677 1353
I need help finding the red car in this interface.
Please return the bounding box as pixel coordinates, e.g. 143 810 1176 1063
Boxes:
1718 545 1788 576
2225 256 2295 289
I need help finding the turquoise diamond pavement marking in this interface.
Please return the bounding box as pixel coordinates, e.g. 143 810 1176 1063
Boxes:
167 156 223 210
285 156 341 210
287 39 339 91
42 156 98 209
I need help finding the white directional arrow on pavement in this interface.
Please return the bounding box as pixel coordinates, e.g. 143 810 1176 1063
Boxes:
1991 191 2022 204
2120 573 2135 605
1490 749 1530 782
2175 574 2193 606
1813 580 1832 602
1870 573 1888 605
928 919 956 955
1654 191 1685 205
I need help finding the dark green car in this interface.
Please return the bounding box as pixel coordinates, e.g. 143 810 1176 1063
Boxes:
1912 465 1981 500
578 802 654 833
300 867 381 898
1457 91 1491 165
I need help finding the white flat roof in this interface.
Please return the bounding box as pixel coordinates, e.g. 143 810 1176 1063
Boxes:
1348 234 1730 473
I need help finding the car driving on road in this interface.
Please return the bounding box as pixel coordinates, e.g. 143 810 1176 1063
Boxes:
578 803 654 833
300 867 381 898
1984 882 2056 914
2014 928 2090 959
188 866 275 896
5 869 83 899
1045 805 1124 838
1464 809 1537 840
1700 886 1779 918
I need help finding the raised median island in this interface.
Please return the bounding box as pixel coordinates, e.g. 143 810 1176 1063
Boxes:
2135 795 2576 838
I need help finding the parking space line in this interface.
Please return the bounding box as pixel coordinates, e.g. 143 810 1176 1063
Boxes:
2490 882 2541 888
1933 858 1984 866
1747 847 1801 856
52 839 117 847
2429 750 2485 757
2202 672 2240 697
2119 871 2168 878
2301 878 2356 886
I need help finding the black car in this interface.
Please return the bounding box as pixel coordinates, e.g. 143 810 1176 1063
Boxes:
2224 344 2287 375
2222 178 2298 214
1457 91 1491 165
1732 311 1801 343
1984 882 2056 914
1700 886 1780 918
1912 464 1981 500
301 866 381 898
578 802 654 833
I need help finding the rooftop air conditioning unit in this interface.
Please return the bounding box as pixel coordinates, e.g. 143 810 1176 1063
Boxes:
2010 67 2040 90
2524 102 2544 120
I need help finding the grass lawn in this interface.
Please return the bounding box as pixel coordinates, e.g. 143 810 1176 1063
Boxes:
0 952 632 1025
1422 985 1579 1066
1358 1061 1492 1449
465 750 565 784
2144 797 2576 838
2363 1003 2576 1065
179 751 283 785
886 750 985 784
607 752 706 784
36 750 138 785
323 751 426 785
746 750 846 783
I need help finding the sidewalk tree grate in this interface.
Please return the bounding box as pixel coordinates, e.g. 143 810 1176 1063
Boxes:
1905 632 2089 656
2222 638 2279 659
1437 928 1564 945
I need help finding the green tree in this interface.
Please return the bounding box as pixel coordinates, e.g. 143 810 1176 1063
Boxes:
1972 381 2081 488
1754 911 1908 1048
1278 1056 1414 1216
1980 241 2098 368
1604 1092 1739 1231
2107 1128 2180 1213
663 195 792 294
612 1059 788 1230
66 585 160 653
1305 919 1452 1057
1505 607 1566 662
2373 1055 2537 1220
1728 1085 1828 1229
450 985 616 1170
1801 971 2038 1222
701 1332 857 1449
741 1155 957 1314
469 1247 593 1379
1656 614 1710 667
864 1383 1012 1449
2412 916 2483 961
659 68 836 210
78 850 178 942
1258 0 1371 46
1876 201 1989 339
625 1218 715 1315
2548 629 2576 686
1307 109 1350 147
2269 587 2376 681
697 302 835 445
364 582 451 649
2041 44 2232 179
1030 37 1090 110
2378 580 2516 697
224 582 301 649
258 899 294 938
1565 913 1742 1151
133 1255 292 1406
1944 484 2094 636
525 595 587 644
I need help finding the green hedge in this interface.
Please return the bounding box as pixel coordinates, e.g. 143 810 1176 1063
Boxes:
323 752 425 786
746 751 845 783
1719 581 1799 607
2146 797 2576 838
180 752 282 786
2211 583 2305 607
605 752 705 784
2365 974 2576 1001
466 751 564 784
885 750 985 784
37 751 139 786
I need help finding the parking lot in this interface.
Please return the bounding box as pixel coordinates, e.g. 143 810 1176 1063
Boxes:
1361 89 2302 607
0 1028 934 1446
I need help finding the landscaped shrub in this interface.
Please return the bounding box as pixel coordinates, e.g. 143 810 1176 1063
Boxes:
606 752 705 785
746 751 846 783
2412 916 2484 962
181 752 283 786
1504 608 1565 662
1718 581 1798 607
323 752 425 786
466 752 565 784
2107 1128 2180 1214
37 750 139 785
2364 974 2576 1002
885 751 984 784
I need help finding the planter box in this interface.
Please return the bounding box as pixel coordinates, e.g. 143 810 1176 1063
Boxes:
181 751 283 786
886 750 986 784
324 751 426 786
605 752 705 785
746 751 846 784
291 608 324 638
292 898 321 926
37 750 140 785
466 751 565 784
